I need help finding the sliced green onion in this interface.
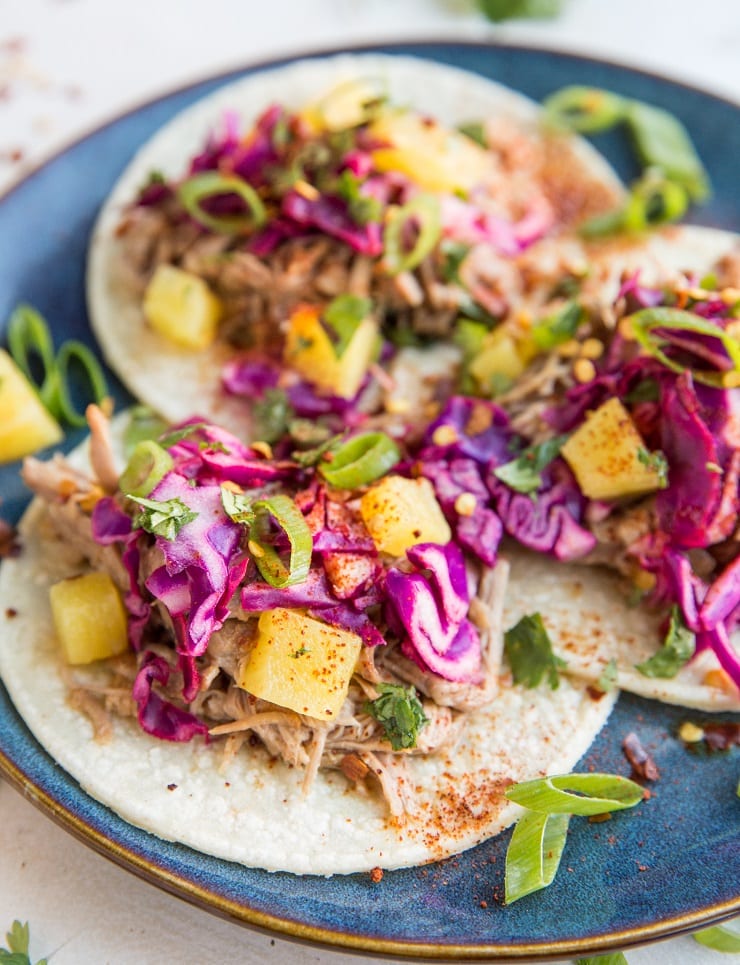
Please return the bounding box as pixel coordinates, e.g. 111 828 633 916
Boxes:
504 809 570 904
626 101 711 202
249 494 312 588
627 307 740 387
543 85 627 133
54 339 109 427
177 171 267 235
7 305 108 426
581 170 689 238
119 441 173 498
123 406 169 456
694 919 740 953
384 194 441 275
505 773 644 815
318 432 400 489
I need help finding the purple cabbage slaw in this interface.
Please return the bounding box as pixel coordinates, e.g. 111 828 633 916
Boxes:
547 275 740 689
92 419 496 741
136 97 554 269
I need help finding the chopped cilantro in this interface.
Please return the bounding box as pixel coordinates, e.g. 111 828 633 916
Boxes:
157 421 209 449
477 0 562 21
440 239 472 283
636 606 695 678
493 434 569 494
0 921 47 965
596 658 619 694
290 646 311 659
335 169 383 226
323 294 373 356
624 378 660 403
291 432 343 468
457 121 487 147
129 495 198 541
504 613 566 689
253 388 293 444
220 488 255 525
531 300 585 351
636 446 669 487
366 682 428 751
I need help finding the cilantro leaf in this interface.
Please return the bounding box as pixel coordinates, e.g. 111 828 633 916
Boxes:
457 121 487 147
335 169 383 226
366 683 428 750
636 445 669 488
531 300 585 351
129 495 198 541
596 658 619 694
636 606 695 678
323 294 373 357
623 378 660 403
493 434 569 494
220 487 255 525
504 613 566 689
0 920 47 965
253 388 293 444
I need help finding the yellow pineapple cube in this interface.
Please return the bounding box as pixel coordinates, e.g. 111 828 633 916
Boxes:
469 328 527 393
50 572 129 665
284 303 378 399
237 608 362 720
360 475 451 557
561 397 667 501
369 111 493 193
142 264 223 349
0 349 63 463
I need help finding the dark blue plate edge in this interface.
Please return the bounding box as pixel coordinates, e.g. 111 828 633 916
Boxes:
0 38 738 962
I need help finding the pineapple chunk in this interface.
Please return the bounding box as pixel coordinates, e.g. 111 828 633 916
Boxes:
360 475 451 557
302 78 386 133
369 111 494 193
284 304 378 399
49 572 129 665
0 349 63 463
561 397 667 501
469 328 527 394
142 264 223 350
237 608 362 721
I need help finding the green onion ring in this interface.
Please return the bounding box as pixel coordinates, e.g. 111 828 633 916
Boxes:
627 307 740 387
7 303 60 411
543 85 627 133
319 432 400 488
177 171 267 235
54 340 110 427
505 772 644 815
249 494 313 588
504 810 570 904
383 194 441 275
119 441 174 498
622 171 689 231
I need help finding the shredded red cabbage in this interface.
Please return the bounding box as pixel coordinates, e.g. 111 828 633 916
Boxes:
132 652 209 742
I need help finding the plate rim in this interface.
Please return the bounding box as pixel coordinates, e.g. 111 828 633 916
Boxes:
0 37 739 962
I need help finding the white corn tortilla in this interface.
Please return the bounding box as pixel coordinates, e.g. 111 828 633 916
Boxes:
0 423 617 875
86 52 625 436
504 546 740 713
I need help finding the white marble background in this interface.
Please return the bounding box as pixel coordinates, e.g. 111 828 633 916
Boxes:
1 0 739 962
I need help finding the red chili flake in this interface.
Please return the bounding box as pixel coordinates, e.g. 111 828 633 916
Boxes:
622 731 660 781
0 519 20 559
479 900 488 909
703 722 740 752
167 783 178 791
369 867 383 884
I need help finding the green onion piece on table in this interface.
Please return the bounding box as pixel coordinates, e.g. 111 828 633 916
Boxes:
693 919 740 953
575 954 629 965
477 0 563 23
504 809 570 903
177 171 267 234
626 307 740 387
384 194 441 274
54 339 110 427
505 772 644 814
319 431 400 488
119 441 174 498
249 494 312 588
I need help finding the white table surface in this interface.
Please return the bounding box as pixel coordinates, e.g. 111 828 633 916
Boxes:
1 1 738 962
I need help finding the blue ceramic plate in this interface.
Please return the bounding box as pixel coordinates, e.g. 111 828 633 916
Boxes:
0 42 738 961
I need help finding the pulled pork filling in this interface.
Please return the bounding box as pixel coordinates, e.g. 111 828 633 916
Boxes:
23 412 511 816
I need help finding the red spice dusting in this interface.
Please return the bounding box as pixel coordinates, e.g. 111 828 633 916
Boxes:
369 867 383 884
622 731 660 781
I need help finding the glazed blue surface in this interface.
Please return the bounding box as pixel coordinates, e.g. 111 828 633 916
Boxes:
0 42 738 958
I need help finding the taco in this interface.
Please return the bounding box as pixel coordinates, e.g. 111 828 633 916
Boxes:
86 52 625 436
0 406 618 875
